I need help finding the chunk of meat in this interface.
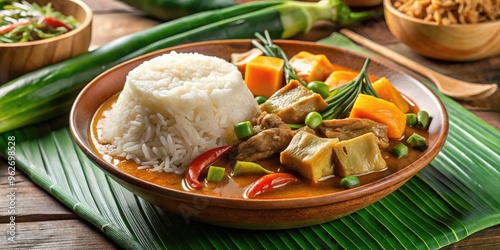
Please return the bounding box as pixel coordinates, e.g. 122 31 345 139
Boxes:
288 51 336 82
230 48 263 76
317 118 389 149
280 130 339 183
260 80 327 124
252 112 289 134
236 128 294 162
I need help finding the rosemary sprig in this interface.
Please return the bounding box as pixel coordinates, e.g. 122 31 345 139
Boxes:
321 58 379 120
251 31 378 120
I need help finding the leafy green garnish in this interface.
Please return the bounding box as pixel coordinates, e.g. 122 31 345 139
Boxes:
252 30 379 120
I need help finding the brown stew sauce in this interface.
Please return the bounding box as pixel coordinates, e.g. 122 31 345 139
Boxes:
90 94 428 199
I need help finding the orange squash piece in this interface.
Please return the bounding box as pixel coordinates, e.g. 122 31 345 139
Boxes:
244 56 285 98
330 63 354 72
371 77 410 113
289 51 335 82
325 70 379 90
349 94 407 139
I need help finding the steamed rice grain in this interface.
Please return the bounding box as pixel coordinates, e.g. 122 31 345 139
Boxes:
100 51 260 173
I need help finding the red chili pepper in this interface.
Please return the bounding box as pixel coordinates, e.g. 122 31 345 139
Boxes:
0 20 31 35
185 145 233 190
43 16 72 31
245 173 299 198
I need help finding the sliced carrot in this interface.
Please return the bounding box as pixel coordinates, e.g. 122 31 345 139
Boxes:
244 55 284 98
0 20 31 35
349 94 407 139
371 77 410 113
289 51 335 82
324 70 379 90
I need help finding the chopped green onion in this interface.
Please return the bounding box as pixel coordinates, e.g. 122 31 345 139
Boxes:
391 142 409 159
340 176 360 189
234 121 253 140
417 110 430 130
305 111 322 129
255 95 267 105
307 81 329 99
406 113 417 126
207 166 225 182
232 161 273 176
407 133 427 148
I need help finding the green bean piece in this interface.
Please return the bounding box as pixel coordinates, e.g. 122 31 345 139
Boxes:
340 176 360 189
207 166 225 182
407 133 427 148
406 113 417 126
287 123 304 130
391 142 409 159
255 95 267 105
234 121 254 140
307 81 329 99
417 110 430 130
305 111 322 129
232 161 273 176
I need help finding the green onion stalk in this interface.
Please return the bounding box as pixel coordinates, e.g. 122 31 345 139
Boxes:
0 0 382 133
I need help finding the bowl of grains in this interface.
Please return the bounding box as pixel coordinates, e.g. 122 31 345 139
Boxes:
384 0 500 61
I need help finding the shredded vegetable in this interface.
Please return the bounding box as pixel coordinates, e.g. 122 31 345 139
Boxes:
0 1 79 43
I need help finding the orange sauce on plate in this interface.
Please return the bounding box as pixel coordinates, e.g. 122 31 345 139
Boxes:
90 94 428 199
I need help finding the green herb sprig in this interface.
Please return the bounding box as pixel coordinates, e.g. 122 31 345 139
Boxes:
321 58 379 120
252 31 379 120
252 30 306 87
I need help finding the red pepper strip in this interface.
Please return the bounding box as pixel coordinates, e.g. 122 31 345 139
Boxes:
185 145 233 190
43 16 72 31
245 173 299 198
0 20 31 35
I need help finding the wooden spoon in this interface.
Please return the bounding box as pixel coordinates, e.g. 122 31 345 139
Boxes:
340 29 498 100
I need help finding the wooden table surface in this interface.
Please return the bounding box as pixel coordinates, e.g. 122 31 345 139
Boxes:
1 0 499 249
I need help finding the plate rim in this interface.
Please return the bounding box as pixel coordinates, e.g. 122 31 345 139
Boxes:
69 39 449 209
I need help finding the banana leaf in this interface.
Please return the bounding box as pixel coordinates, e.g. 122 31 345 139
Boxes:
1 32 499 249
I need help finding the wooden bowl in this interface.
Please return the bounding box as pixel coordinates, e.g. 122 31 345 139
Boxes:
384 0 500 61
69 40 448 230
0 0 93 84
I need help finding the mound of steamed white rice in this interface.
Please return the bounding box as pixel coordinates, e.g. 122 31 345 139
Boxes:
100 51 260 173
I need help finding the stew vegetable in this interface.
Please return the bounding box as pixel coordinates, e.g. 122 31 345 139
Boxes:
91 33 431 200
